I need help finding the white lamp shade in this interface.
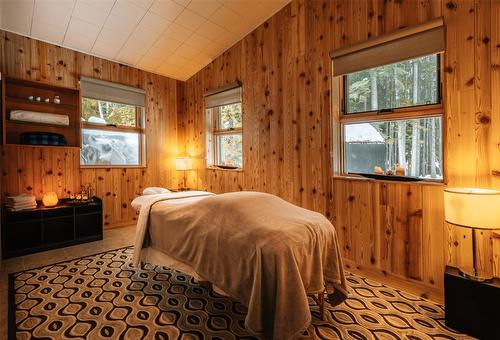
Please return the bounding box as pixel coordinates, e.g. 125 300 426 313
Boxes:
175 157 193 171
444 188 500 229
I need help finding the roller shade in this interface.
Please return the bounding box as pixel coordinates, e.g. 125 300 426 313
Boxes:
80 76 145 107
204 82 242 109
331 17 445 76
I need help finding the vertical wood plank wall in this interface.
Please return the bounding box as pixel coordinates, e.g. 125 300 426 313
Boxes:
180 0 500 294
0 31 180 228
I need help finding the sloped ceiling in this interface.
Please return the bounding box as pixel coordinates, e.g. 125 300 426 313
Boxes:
0 0 290 81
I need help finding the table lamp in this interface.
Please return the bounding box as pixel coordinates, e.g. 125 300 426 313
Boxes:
175 157 193 191
444 188 500 281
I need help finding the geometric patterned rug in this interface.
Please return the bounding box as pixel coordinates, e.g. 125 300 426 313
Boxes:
9 247 474 339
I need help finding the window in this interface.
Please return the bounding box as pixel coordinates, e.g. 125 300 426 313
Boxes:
345 54 440 114
340 55 443 180
344 117 443 179
79 77 146 167
205 84 243 169
332 18 445 180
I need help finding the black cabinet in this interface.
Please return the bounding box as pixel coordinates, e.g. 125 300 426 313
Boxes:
445 266 500 340
2 197 102 258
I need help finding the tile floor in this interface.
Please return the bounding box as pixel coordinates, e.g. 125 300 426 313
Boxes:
0 225 136 339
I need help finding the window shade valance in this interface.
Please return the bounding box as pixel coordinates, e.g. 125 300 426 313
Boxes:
204 81 242 109
331 17 445 76
80 76 146 107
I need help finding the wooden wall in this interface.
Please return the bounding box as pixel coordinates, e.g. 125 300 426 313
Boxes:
0 30 180 228
180 0 500 296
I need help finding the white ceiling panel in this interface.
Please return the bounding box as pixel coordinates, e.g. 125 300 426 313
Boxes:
64 32 96 52
172 0 191 7
96 27 129 48
65 16 101 40
174 8 206 31
146 45 171 60
223 0 256 17
72 1 111 26
0 0 35 36
128 0 154 10
139 11 172 34
0 0 291 80
175 43 200 59
79 0 115 13
183 33 212 51
92 39 123 59
195 20 227 41
150 0 184 21
162 22 193 41
116 49 144 65
127 25 162 49
155 33 183 52
187 0 221 18
210 5 241 29
63 16 100 50
33 0 75 29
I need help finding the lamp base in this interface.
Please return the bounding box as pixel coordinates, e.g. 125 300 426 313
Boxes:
458 268 493 282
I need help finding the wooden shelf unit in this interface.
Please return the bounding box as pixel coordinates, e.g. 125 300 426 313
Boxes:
2 77 81 147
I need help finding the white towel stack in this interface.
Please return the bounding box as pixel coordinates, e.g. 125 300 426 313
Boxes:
5 194 37 211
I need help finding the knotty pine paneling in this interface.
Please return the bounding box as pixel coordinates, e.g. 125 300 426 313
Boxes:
180 0 500 295
0 31 181 228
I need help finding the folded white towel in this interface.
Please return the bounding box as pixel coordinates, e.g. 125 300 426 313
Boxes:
5 201 36 207
7 205 37 212
5 194 36 204
6 201 37 207
10 110 70 126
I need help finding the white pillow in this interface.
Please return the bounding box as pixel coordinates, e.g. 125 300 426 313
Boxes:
143 187 171 195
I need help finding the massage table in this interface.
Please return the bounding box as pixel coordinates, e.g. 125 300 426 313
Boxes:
131 190 348 340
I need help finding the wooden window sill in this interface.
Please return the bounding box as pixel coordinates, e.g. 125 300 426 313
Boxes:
332 174 446 186
206 166 243 172
80 165 147 169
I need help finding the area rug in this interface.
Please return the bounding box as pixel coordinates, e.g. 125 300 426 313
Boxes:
9 247 472 339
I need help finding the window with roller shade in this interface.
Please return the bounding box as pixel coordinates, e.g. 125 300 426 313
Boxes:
80 77 146 167
332 18 445 180
205 83 243 169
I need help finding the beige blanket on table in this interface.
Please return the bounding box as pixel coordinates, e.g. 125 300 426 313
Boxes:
132 191 348 340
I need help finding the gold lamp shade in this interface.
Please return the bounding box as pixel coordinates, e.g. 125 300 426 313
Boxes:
175 157 193 171
444 188 500 229
42 192 59 207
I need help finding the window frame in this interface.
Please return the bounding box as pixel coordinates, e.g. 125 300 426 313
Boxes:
335 53 446 183
206 104 243 170
80 97 146 168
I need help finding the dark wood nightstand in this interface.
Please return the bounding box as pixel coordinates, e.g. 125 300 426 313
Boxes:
1 197 103 259
445 266 500 340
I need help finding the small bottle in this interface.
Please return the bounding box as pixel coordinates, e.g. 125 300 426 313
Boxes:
54 96 61 104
